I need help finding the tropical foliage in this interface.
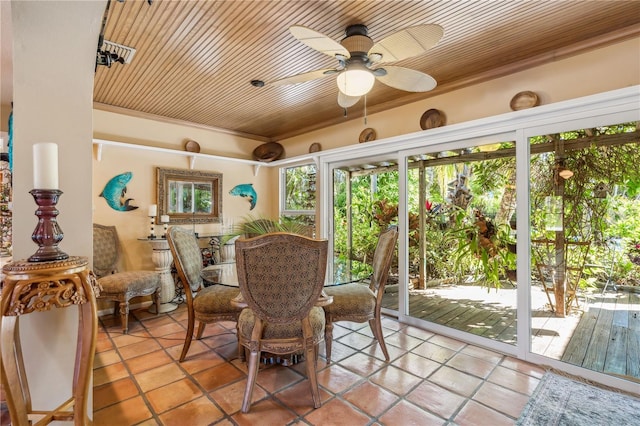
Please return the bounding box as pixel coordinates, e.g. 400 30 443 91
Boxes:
332 122 639 289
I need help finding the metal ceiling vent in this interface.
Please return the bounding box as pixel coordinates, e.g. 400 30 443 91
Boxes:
101 40 136 64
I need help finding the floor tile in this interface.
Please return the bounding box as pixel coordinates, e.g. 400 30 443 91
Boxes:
378 400 446 426
93 349 122 368
445 352 497 379
460 344 504 364
405 380 466 419
316 364 365 394
426 334 466 352
210 380 268 415
147 321 187 338
391 352 441 378
454 400 515 426
93 377 139 411
192 362 245 392
342 381 398 417
473 380 530 418
83 304 594 426
231 399 297 426
255 364 305 393
500 357 546 378
179 349 227 375
384 331 424 350
135 362 186 393
93 395 153 426
93 361 131 387
303 398 371 426
158 396 225 426
369 365 423 396
336 331 375 351
118 337 163 360
326 340 360 362
401 325 436 341
487 365 541 396
338 352 386 377
145 377 201 413
429 365 483 397
125 349 174 375
275 380 332 416
412 341 456 363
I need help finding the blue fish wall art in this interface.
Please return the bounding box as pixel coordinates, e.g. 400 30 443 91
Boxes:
230 183 257 210
100 171 139 211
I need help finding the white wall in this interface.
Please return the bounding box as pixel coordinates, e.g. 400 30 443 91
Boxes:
11 0 105 417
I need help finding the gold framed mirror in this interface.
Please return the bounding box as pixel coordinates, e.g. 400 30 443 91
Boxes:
157 167 222 224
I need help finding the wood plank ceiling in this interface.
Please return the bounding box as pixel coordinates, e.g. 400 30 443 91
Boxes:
94 1 640 142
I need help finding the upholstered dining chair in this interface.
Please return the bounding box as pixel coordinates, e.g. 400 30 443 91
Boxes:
92 224 161 333
323 225 398 362
234 232 330 413
167 226 242 362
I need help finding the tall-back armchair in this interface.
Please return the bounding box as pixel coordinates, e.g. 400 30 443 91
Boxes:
92 224 161 333
167 226 242 362
235 232 330 413
323 225 398 362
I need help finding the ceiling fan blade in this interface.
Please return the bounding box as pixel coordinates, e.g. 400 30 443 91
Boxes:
369 24 443 63
375 66 437 92
270 69 336 86
337 92 360 108
290 26 350 58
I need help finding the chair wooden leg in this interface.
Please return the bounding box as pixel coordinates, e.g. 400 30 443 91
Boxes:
119 301 130 334
305 343 322 408
241 348 260 413
113 301 119 318
324 317 333 363
195 322 206 340
179 309 196 362
153 288 161 316
369 317 389 361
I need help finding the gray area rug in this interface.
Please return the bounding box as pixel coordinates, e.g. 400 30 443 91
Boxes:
517 372 640 425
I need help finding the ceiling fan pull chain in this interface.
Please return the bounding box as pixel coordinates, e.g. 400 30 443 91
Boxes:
343 108 347 117
364 95 368 125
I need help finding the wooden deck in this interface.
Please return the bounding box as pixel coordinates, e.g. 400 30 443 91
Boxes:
561 291 640 381
381 284 640 381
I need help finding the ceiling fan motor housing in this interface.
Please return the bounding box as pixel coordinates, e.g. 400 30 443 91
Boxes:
341 24 373 56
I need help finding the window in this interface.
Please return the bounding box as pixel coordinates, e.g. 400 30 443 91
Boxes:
280 164 316 232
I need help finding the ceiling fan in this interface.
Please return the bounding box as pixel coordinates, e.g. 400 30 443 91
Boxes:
269 23 444 108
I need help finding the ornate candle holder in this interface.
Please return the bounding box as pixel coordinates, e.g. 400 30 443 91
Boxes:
28 189 69 262
148 216 156 239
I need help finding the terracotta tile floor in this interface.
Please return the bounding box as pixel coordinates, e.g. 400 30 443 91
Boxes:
85 303 547 425
0 303 543 426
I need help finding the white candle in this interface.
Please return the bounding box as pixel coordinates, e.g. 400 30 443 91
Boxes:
33 143 59 189
160 214 170 223
148 204 157 217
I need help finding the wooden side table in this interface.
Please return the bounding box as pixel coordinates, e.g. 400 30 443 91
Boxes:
1 256 99 425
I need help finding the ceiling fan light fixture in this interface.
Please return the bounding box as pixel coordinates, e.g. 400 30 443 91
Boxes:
337 67 375 97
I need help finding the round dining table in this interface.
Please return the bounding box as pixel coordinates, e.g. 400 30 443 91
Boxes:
201 259 371 365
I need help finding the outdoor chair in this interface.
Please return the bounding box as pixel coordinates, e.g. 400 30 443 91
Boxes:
92 223 161 333
167 226 242 362
531 238 591 314
234 232 330 413
323 225 398 362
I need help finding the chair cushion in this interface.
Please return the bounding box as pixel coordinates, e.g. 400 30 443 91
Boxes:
98 271 159 293
238 306 325 340
193 284 241 314
323 283 376 316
